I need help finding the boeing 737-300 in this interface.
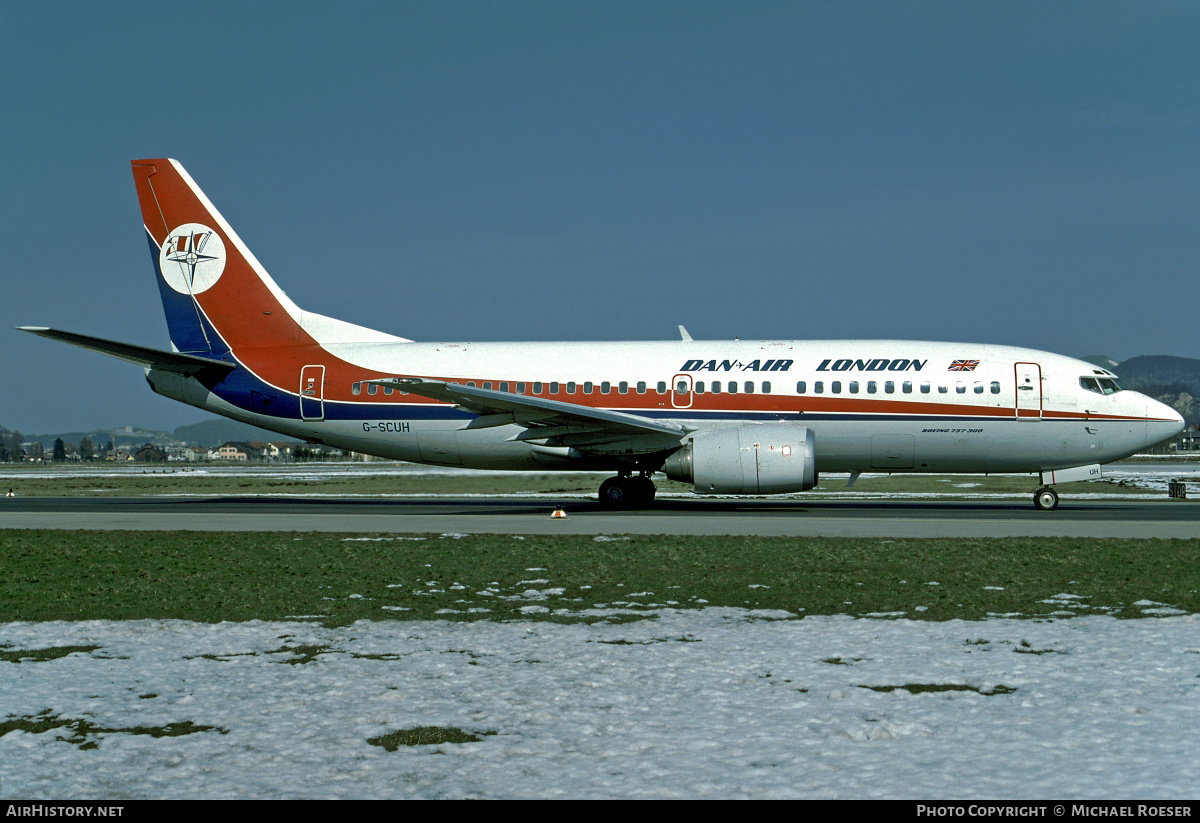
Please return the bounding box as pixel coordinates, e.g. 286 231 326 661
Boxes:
20 159 1185 510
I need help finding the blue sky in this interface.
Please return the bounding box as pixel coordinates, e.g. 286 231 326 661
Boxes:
2 1 1198 434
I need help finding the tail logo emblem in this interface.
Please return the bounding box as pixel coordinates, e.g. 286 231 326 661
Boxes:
159 223 226 295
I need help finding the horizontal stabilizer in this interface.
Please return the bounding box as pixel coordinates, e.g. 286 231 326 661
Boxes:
18 327 236 377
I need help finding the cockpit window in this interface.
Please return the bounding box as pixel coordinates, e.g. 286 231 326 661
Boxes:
1080 376 1125 395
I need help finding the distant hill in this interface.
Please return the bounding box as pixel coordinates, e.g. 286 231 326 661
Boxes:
1115 356 1200 393
172 418 297 448
23 427 173 450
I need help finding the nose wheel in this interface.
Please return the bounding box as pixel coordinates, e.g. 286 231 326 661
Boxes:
1033 486 1059 511
598 474 657 508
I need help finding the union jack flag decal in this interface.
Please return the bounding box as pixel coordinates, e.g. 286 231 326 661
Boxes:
948 359 979 371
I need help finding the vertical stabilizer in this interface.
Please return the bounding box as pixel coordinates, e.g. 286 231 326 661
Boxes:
132 159 305 355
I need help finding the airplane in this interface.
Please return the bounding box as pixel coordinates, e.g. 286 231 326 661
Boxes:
20 159 1185 511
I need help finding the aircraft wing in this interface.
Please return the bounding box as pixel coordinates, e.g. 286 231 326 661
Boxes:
365 377 691 449
18 327 236 377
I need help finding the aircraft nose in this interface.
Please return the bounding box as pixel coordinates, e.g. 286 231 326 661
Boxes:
1145 395 1185 446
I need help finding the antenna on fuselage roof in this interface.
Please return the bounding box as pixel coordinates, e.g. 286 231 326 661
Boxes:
678 325 692 342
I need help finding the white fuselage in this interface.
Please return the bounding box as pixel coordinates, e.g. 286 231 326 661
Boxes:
161 338 1182 476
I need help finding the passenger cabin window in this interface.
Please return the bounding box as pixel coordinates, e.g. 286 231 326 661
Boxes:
920 382 930 394
831 381 841 394
902 381 912 394
955 382 966 394
566 381 576 394
583 381 593 393
549 382 559 394
938 385 948 394
728 381 737 393
885 381 894 394
367 384 377 396
849 381 859 394
352 382 362 396
990 381 1001 394
744 381 754 394
711 381 721 394
618 381 629 394
796 381 806 393
383 385 393 395
696 381 706 393
762 381 771 394
676 380 688 394
500 382 509 392
516 382 526 394
483 382 492 390
867 381 877 394
636 381 647 394
532 382 542 394
974 382 984 394
601 381 611 394
814 381 824 394
657 381 667 393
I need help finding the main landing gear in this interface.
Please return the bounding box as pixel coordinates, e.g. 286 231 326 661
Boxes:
598 473 657 509
1033 486 1059 511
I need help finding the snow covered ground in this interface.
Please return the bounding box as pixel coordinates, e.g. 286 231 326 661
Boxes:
2 611 1198 799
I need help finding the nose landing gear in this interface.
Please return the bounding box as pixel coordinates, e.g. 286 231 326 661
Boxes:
598 473 657 508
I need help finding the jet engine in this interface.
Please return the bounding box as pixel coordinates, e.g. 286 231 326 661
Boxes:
661 424 817 494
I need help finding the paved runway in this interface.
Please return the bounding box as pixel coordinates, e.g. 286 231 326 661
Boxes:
3 495 1199 537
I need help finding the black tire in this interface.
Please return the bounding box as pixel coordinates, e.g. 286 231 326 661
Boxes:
1033 487 1059 511
632 475 657 507
598 477 627 508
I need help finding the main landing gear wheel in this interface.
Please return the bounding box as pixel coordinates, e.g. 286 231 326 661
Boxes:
1033 487 1059 511
598 475 657 509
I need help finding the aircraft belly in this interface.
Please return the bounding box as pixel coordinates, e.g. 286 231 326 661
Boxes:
805 418 1134 474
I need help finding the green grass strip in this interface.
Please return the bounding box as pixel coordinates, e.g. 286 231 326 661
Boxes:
1 531 1197 626
368 727 495 750
0 710 227 749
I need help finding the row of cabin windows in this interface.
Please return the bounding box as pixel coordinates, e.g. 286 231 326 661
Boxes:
687 381 772 394
352 380 674 397
351 379 1003 397
350 380 779 396
796 380 1002 396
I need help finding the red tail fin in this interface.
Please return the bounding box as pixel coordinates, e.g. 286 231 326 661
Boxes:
133 159 306 352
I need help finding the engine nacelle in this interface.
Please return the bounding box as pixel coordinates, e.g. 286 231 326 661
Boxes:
662 424 817 495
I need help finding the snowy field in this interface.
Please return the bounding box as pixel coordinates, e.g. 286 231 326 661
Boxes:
2 610 1198 799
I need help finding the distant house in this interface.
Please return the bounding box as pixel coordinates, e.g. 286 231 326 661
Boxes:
215 441 254 461
133 444 167 462
243 441 297 461
161 446 208 462
246 441 271 459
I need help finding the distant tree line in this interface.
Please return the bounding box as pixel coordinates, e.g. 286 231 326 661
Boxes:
0 431 114 462
0 430 24 462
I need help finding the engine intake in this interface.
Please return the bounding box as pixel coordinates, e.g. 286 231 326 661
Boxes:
662 424 817 495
